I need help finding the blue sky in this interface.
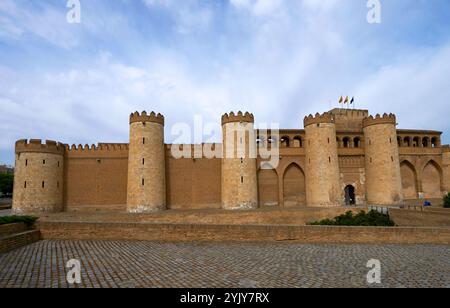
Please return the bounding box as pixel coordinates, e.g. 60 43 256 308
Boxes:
1 0 450 164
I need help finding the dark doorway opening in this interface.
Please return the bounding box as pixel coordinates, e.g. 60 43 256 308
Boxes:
345 185 356 206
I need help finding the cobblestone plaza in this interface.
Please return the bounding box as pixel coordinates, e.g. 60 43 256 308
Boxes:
0 240 449 288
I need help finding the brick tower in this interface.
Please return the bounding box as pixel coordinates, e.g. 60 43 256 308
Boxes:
221 112 258 210
363 113 403 205
304 113 342 207
127 111 166 213
12 139 65 214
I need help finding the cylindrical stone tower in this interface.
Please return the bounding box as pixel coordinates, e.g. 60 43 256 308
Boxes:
363 113 403 205
127 111 166 213
12 139 65 214
221 112 258 210
304 113 342 207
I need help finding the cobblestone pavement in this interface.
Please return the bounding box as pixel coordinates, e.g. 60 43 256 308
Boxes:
0 240 449 288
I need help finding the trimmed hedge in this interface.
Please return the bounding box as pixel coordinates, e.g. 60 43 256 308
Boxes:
444 193 450 209
0 216 38 227
307 210 395 227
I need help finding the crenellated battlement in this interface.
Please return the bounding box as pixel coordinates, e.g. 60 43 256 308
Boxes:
15 139 66 156
330 108 369 118
362 113 397 128
130 111 165 126
304 112 335 127
221 111 254 125
64 143 129 159
65 143 129 152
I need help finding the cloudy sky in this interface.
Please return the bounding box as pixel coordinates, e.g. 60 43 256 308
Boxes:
1 0 450 164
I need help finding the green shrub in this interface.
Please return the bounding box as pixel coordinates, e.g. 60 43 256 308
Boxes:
444 193 450 208
307 210 395 227
0 216 38 227
0 173 13 195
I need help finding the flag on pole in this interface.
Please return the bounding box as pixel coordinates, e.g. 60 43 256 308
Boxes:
350 97 354 104
344 96 349 104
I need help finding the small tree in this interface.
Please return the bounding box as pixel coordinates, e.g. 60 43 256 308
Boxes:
444 193 450 208
0 173 14 196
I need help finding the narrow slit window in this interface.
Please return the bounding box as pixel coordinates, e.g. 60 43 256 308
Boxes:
142 179 145 186
143 138 146 145
241 176 244 184
43 160 46 165
42 181 45 188
24 181 27 189
142 158 145 165
25 159 28 166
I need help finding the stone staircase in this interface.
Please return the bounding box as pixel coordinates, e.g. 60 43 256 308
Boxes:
0 223 40 253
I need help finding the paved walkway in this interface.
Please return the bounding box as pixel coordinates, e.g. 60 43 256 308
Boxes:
0 210 11 217
0 241 449 288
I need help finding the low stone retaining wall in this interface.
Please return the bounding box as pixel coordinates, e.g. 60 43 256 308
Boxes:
390 209 450 227
0 230 41 253
37 221 450 245
0 223 28 235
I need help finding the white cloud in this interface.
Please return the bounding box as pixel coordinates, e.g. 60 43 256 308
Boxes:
354 43 450 132
0 0 79 49
142 0 213 34
230 0 284 16
1 0 450 164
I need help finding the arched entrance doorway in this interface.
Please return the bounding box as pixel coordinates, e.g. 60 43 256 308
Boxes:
283 163 306 207
344 185 356 206
400 161 418 199
422 160 442 199
258 169 279 207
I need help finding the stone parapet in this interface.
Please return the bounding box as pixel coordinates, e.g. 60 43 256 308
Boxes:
16 139 65 156
304 112 334 127
221 112 254 125
130 111 165 126
362 113 396 128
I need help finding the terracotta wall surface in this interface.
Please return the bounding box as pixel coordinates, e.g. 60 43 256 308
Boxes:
64 156 128 210
166 157 222 210
61 150 448 212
